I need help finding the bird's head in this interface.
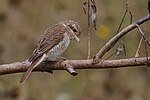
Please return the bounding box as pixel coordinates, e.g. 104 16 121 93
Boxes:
61 20 81 42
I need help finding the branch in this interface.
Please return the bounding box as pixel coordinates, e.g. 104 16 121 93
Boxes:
0 57 149 75
94 14 150 61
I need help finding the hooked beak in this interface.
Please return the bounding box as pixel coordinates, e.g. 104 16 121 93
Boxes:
74 35 80 42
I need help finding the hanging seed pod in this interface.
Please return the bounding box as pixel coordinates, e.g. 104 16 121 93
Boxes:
91 4 97 30
82 2 87 14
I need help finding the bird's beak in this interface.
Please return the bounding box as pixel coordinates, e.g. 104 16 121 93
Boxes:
75 35 80 42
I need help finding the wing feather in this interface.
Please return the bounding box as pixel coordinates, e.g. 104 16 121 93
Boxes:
28 24 65 63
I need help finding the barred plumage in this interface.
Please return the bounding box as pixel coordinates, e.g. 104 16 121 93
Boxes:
47 32 71 60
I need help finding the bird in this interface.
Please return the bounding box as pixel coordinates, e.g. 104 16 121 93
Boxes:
19 20 81 83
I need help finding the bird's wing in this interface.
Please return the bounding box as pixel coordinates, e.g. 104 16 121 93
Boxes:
28 24 66 63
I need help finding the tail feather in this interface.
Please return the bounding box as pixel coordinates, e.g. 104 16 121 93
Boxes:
19 64 35 84
19 54 47 84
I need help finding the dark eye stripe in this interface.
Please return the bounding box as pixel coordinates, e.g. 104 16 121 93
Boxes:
68 25 77 32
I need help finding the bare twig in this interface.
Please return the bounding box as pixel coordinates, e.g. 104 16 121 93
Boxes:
94 14 150 62
129 11 133 24
105 52 115 60
87 0 91 59
116 0 129 34
64 62 78 76
135 37 143 58
87 33 91 59
127 0 133 24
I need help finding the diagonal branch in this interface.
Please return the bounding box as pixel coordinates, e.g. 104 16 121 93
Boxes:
94 14 150 62
136 24 150 46
0 57 149 75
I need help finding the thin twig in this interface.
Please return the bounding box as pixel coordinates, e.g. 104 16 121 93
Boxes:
116 0 129 34
135 36 143 58
129 11 133 24
105 52 116 60
87 0 91 59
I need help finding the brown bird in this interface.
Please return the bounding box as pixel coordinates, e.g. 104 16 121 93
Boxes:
19 20 81 83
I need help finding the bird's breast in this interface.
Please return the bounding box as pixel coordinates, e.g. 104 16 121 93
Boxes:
47 32 71 60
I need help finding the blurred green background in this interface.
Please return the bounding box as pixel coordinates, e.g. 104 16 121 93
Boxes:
0 0 150 100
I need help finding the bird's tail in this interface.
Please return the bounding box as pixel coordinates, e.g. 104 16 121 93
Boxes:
19 63 35 84
19 54 47 84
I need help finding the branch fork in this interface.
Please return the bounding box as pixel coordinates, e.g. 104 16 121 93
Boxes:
61 61 78 76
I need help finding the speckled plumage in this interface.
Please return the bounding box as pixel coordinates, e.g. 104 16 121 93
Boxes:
19 20 81 83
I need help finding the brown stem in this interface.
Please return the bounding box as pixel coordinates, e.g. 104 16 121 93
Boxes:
87 0 91 59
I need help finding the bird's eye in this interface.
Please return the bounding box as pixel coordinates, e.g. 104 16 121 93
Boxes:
72 28 77 32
